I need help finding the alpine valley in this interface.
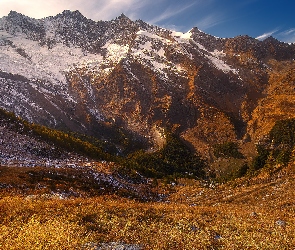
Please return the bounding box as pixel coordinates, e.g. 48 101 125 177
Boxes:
1 10 295 249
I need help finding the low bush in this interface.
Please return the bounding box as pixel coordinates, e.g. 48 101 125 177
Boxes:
250 118 295 172
213 142 244 159
119 131 207 180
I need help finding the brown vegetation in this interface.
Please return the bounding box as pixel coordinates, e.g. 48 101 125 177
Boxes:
1 159 295 249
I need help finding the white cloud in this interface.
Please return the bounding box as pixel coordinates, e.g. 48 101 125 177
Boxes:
0 0 150 20
0 0 80 18
195 13 225 30
256 29 278 41
277 28 295 43
84 0 150 21
282 28 295 36
147 2 196 24
256 28 295 43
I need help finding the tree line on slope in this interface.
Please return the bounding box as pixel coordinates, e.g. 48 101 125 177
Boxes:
1 108 294 181
118 130 207 181
251 118 295 172
0 108 112 161
206 118 295 182
0 108 207 179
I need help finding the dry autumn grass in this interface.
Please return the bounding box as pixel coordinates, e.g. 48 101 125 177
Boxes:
1 161 295 249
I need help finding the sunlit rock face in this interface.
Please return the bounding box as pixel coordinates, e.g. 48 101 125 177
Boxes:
1 10 295 155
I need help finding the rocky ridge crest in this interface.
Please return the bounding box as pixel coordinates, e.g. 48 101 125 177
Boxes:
0 10 295 157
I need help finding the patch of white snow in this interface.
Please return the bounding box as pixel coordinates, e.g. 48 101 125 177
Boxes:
102 42 129 63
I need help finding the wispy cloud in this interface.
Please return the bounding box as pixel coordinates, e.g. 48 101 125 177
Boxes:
0 0 150 20
256 29 278 41
87 0 150 20
281 28 295 36
0 0 77 18
0 0 84 18
195 13 225 30
256 28 295 43
277 28 295 43
147 2 197 24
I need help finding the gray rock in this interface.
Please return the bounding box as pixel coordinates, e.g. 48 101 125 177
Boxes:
276 219 287 227
83 242 143 250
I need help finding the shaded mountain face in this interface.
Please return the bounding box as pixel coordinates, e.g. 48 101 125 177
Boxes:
0 10 295 156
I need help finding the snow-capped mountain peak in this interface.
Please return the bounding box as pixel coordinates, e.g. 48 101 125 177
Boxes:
1 10 295 154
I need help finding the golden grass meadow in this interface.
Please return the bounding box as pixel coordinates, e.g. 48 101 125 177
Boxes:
1 162 295 249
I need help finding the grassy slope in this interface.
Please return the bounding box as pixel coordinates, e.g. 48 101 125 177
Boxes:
1 161 295 249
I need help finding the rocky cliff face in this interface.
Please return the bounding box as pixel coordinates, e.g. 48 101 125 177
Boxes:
0 10 294 156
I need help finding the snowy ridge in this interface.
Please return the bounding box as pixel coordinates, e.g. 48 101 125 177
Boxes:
0 10 247 140
0 11 238 90
102 42 130 66
171 30 192 43
1 10 293 152
131 29 191 79
0 30 101 84
190 39 238 74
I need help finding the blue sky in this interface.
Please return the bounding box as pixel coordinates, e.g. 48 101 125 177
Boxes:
0 0 294 43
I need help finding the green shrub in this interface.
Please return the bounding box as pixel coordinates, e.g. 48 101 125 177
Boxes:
274 149 292 165
250 145 270 172
120 131 207 180
211 158 249 183
213 142 244 159
269 118 295 147
250 118 295 172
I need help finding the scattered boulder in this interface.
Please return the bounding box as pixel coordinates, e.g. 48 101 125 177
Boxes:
83 242 143 250
276 219 287 228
